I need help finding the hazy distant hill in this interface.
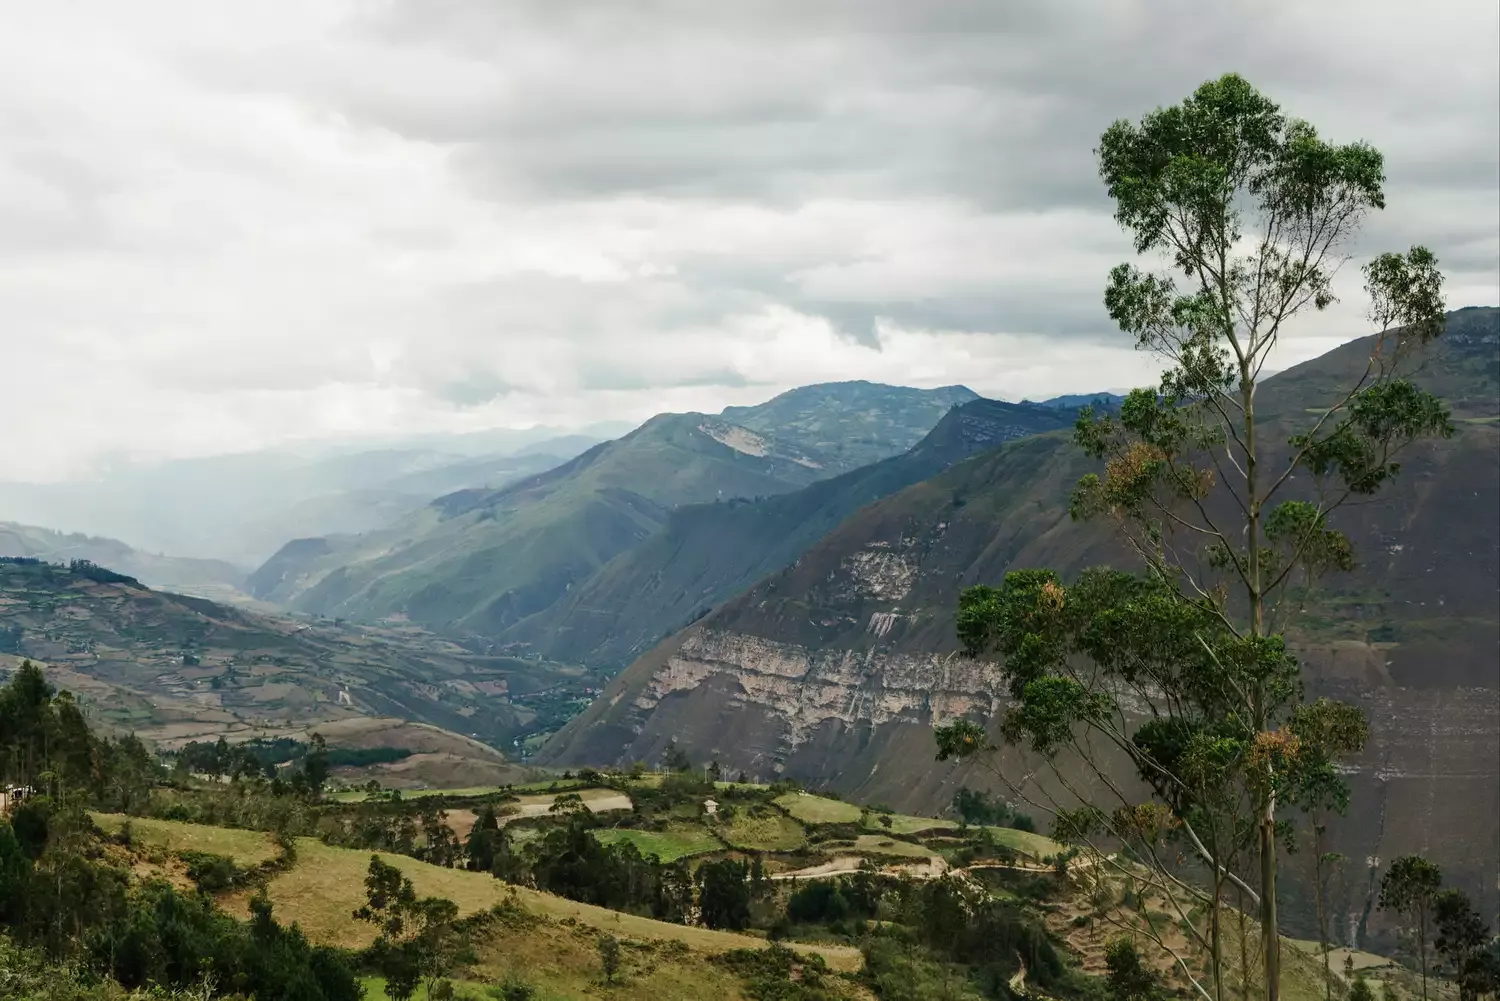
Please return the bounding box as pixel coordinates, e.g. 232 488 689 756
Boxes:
494 397 1077 671
0 521 246 592
0 434 601 567
1031 391 1128 409
248 382 978 637
542 307 1499 937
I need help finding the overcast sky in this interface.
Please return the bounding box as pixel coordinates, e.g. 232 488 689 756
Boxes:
3 1 1496 480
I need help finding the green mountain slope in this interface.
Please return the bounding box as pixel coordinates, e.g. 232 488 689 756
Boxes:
541 307 1499 941
0 557 587 751
495 398 1076 671
248 382 977 637
0 521 246 593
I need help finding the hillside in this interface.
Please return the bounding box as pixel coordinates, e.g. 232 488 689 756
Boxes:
248 382 977 638
0 520 247 592
0 557 584 758
495 398 1076 671
541 307 1500 949
80 781 1400 1001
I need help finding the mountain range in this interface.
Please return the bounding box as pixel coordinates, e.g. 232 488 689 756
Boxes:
491 397 1080 671
246 382 979 637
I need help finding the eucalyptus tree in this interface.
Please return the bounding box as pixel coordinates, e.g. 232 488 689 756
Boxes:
1380 855 1444 1001
939 73 1450 1001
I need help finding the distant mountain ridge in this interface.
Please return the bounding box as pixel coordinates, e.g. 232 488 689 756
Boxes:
0 521 246 593
0 435 601 567
492 396 1077 671
248 382 979 638
1030 392 1129 409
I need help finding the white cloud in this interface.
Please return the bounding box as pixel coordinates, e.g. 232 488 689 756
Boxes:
0 0 1494 480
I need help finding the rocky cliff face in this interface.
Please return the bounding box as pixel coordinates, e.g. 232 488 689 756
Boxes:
560 621 1498 945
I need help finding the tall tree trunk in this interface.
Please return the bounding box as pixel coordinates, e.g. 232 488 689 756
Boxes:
1260 807 1279 1001
1418 904 1428 1001
1239 883 1251 1001
1314 826 1332 1001
1212 881 1225 1001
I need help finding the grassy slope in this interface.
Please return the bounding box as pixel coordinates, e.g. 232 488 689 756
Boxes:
718 810 807 852
775 793 864 825
103 815 861 971
91 809 1400 1000
593 826 725 862
93 813 281 865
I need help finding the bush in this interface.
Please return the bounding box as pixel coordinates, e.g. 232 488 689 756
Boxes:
179 850 242 895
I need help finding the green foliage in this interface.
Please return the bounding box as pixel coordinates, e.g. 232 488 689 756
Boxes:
717 944 842 1000
696 858 751 931
355 856 470 1001
1379 856 1444 1000
596 933 621 984
178 850 243 895
1105 938 1167 1001
1431 888 1498 1001
1347 977 1375 1001
1 662 161 813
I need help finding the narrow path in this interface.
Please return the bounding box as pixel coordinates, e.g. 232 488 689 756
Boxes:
771 853 1103 882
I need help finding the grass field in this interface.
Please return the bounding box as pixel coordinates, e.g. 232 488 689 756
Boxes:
594 825 724 861
81 816 859 970
774 792 863 825
851 835 938 859
92 813 280 866
358 976 490 1000
717 809 806 852
984 825 1060 858
863 812 958 836
468 922 760 1001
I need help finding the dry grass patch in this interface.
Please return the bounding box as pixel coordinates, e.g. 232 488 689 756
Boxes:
111 815 861 972
863 812 958 836
774 793 862 825
205 830 861 971
851 835 938 859
470 920 751 1000
983 826 1061 858
91 813 279 866
717 809 806 852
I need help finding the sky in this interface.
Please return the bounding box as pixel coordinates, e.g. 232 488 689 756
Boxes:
3 1 1496 481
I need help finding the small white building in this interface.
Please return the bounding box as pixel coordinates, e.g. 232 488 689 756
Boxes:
703 798 719 817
